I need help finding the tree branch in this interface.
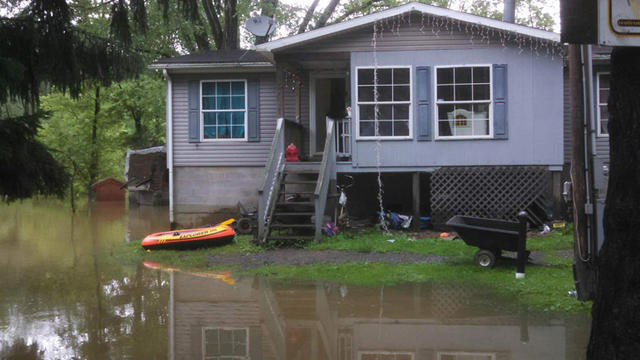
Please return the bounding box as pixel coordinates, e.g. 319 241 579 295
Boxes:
314 0 341 29
328 0 382 25
297 0 320 34
201 0 224 49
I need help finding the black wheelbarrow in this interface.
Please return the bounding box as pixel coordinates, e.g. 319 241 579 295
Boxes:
446 214 529 269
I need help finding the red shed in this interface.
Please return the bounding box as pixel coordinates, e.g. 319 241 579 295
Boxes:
91 178 125 202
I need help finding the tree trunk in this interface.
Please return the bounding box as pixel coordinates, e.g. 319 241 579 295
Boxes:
297 0 320 34
315 0 341 29
223 0 239 49
88 86 100 201
587 47 640 359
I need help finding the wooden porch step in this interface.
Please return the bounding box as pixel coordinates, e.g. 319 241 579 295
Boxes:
284 169 319 175
282 180 317 185
276 201 314 206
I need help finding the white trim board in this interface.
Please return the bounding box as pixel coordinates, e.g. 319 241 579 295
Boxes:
256 2 560 52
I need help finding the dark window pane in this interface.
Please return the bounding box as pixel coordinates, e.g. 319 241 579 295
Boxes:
601 121 609 134
437 85 454 101
394 104 409 120
203 97 216 110
599 74 610 88
231 95 245 109
360 121 375 136
358 86 374 102
456 103 472 112
231 81 245 95
231 125 245 138
394 85 410 101
217 112 230 125
378 104 392 120
204 112 216 125
599 89 609 103
359 105 375 120
473 120 490 135
394 68 410 84
437 68 453 84
217 96 230 109
438 104 454 120
378 121 392 136
204 126 216 139
377 69 392 84
218 125 230 138
455 67 472 83
438 120 452 136
358 68 375 85
217 82 230 96
202 83 216 96
232 112 244 124
455 85 472 101
473 67 490 83
473 84 490 100
599 105 608 120
394 121 409 136
378 86 392 101
472 103 489 119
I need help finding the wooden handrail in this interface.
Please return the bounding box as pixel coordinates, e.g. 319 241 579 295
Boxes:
258 118 285 194
313 117 337 242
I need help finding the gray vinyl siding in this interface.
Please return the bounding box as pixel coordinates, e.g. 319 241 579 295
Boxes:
348 46 564 168
283 14 500 53
171 73 277 167
562 65 610 164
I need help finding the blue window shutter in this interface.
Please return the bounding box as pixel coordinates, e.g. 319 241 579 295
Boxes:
416 66 432 141
493 64 508 139
247 78 260 142
188 81 200 143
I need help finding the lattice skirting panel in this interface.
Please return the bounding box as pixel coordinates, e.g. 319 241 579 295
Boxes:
430 166 551 226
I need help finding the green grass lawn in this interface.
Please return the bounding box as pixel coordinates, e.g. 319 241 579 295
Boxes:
114 228 587 313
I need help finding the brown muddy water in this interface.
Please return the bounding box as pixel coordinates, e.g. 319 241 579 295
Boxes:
0 200 590 359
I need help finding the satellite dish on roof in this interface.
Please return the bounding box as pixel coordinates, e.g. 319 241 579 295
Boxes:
245 16 276 37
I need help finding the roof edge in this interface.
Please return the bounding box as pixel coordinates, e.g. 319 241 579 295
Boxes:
256 2 560 52
148 62 275 70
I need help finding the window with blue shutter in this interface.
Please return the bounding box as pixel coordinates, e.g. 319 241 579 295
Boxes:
416 66 432 141
188 81 200 143
492 64 508 139
200 80 248 140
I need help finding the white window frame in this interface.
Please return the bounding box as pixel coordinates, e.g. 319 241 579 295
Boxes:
200 79 248 142
596 72 610 137
201 327 249 360
355 65 413 140
434 64 493 140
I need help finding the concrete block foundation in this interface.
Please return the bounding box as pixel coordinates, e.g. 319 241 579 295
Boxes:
174 166 263 227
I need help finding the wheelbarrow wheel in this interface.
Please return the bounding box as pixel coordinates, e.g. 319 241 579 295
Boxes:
235 217 253 235
474 249 496 268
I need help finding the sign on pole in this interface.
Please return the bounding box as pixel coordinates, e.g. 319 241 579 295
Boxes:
599 0 640 45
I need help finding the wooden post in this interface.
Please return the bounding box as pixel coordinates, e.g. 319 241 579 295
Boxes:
516 210 528 278
568 44 596 300
412 172 421 231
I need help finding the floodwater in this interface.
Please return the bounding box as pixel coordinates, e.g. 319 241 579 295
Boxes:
0 201 590 359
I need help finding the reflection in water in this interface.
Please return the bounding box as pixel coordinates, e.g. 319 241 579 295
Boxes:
0 201 589 359
167 270 591 360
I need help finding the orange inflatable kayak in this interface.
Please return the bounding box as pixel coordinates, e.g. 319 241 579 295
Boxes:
141 220 235 250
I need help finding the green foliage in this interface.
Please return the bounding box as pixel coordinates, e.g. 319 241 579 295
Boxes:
0 113 69 201
39 73 166 197
307 229 476 258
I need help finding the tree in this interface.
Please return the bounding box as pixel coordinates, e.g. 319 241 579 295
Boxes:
587 47 640 359
0 0 141 202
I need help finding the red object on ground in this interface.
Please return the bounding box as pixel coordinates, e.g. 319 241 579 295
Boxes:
141 224 235 250
286 143 299 162
91 177 125 202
